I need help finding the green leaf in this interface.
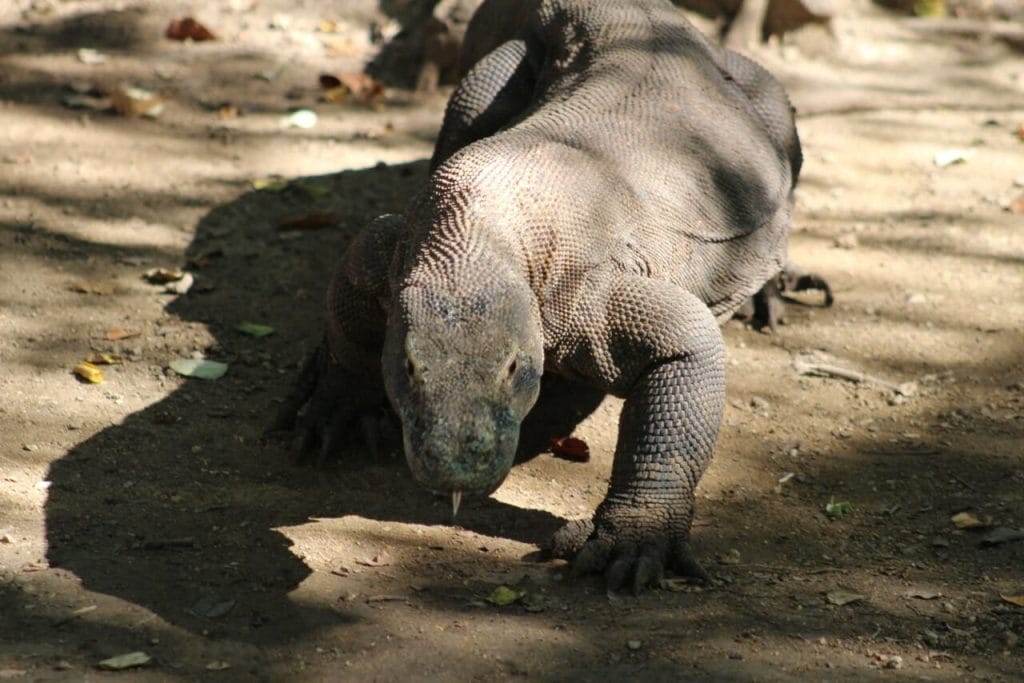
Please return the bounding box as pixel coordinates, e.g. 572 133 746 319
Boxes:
485 585 523 606
236 322 275 337
98 652 151 670
293 180 332 199
825 497 853 518
826 590 865 606
169 359 228 380
252 177 288 192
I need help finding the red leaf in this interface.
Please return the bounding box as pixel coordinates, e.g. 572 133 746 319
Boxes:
550 436 590 462
165 17 217 42
276 211 337 232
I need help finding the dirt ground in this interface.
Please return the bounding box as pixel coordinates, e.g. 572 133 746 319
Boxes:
1 1 1022 681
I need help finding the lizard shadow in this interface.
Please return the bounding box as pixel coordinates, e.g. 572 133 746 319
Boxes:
42 158 604 644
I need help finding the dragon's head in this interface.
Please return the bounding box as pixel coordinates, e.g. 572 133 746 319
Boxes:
382 278 543 512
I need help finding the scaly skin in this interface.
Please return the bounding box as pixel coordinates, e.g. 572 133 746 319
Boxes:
280 0 820 590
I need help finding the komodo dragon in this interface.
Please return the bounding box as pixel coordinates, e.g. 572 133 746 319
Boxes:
276 0 827 591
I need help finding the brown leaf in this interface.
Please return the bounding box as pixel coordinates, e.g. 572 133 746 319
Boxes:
319 72 383 104
110 86 169 118
165 17 217 42
321 86 352 103
1008 191 1024 215
276 211 337 232
144 268 184 284
356 550 393 567
550 436 590 462
69 281 114 295
217 103 238 120
105 328 141 341
1000 594 1024 607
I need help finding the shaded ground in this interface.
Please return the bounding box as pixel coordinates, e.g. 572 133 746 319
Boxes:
1 1 1022 680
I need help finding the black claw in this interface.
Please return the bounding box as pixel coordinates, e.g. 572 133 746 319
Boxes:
605 557 633 592
633 551 664 594
571 539 612 579
672 540 709 583
548 519 595 560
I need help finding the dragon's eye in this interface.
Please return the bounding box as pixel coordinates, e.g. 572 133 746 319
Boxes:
406 358 416 378
506 357 518 379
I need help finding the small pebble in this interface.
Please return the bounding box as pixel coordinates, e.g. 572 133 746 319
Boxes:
627 640 642 651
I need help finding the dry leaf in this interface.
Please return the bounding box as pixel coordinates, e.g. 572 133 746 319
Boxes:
549 436 590 462
85 353 123 365
144 268 185 284
825 590 865 606
98 652 151 670
319 72 383 104
74 362 104 384
276 211 336 232
217 103 238 120
165 17 217 41
105 327 141 341
1000 594 1024 607
69 281 114 295
951 511 992 530
110 85 169 118
356 551 393 567
321 85 351 103
1008 192 1024 215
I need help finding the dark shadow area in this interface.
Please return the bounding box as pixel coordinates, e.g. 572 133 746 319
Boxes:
40 158 609 651
0 7 155 56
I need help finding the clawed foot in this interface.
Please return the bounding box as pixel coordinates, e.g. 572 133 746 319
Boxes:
267 339 386 465
738 263 833 334
547 517 708 593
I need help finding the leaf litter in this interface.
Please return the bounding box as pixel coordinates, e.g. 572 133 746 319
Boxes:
97 652 151 670
73 362 104 384
169 359 228 380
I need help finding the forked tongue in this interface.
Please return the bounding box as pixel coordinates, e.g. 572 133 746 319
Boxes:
451 490 462 518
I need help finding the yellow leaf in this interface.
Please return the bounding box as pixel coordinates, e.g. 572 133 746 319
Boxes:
252 177 289 192
1001 594 1024 608
951 511 992 529
74 362 104 384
